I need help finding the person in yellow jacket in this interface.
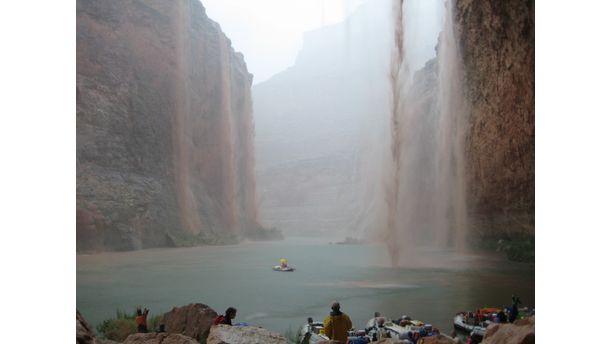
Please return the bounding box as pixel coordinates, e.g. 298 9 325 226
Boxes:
323 301 353 343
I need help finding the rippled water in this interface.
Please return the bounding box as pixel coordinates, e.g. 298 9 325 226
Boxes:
76 238 534 335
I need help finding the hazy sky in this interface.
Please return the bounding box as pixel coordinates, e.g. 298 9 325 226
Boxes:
201 0 368 84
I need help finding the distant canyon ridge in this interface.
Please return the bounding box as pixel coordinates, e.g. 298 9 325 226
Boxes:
76 0 534 252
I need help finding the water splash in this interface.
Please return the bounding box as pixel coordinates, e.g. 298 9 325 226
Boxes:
384 0 469 266
386 0 407 267
433 0 469 252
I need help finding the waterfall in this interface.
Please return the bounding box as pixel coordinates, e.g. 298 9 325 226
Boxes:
383 0 469 266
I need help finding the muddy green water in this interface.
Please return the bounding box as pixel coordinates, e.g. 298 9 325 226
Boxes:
76 238 534 335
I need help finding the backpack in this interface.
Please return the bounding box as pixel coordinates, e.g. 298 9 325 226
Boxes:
213 315 225 325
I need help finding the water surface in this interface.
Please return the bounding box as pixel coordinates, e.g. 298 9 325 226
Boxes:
77 238 534 335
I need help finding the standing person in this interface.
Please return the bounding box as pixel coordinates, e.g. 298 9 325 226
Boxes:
300 317 316 344
135 307 149 333
323 301 352 343
509 295 521 323
371 317 389 341
214 307 237 326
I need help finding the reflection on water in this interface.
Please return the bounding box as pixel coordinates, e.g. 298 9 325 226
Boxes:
77 238 534 335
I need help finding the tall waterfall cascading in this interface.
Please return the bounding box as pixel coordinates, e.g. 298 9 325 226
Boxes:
383 0 469 266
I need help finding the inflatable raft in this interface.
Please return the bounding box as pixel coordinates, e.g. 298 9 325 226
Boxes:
453 314 489 338
273 266 295 271
273 258 294 271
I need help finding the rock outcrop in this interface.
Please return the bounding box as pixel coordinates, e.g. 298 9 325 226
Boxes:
207 324 288 344
123 333 199 344
454 0 535 237
77 309 96 344
77 309 120 344
77 0 258 252
159 303 218 342
483 317 535 344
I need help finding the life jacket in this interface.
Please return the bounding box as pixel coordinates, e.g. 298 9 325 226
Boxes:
214 315 226 325
135 315 146 326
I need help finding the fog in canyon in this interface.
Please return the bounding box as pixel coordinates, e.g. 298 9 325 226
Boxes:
76 0 534 337
254 0 473 266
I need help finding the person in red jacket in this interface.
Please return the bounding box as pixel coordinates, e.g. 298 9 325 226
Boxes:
135 307 149 333
214 307 237 326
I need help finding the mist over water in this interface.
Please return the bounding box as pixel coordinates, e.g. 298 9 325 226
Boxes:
382 0 470 266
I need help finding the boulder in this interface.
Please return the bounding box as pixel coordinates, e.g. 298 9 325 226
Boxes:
77 309 96 344
207 324 288 344
123 333 199 344
160 303 218 342
76 309 120 344
483 317 535 344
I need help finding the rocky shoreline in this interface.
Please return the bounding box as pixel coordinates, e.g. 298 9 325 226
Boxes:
77 304 534 344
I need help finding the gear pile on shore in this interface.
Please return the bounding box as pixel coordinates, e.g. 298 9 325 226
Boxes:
77 304 534 344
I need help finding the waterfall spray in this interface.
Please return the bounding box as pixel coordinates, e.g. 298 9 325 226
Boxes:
386 0 406 267
383 0 469 266
436 0 469 252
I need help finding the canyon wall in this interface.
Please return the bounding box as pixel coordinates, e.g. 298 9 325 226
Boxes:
255 0 534 242
454 0 535 237
76 0 257 252
395 0 535 241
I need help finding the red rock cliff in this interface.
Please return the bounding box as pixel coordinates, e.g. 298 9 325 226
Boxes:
455 0 535 237
77 0 257 251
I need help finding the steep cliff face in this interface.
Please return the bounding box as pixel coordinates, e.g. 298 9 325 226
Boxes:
76 0 257 252
454 0 535 237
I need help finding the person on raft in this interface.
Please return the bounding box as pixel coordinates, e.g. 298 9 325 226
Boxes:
214 307 237 326
323 301 353 343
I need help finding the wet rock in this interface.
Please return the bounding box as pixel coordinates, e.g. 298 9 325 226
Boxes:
160 303 218 342
77 309 120 344
483 316 535 344
77 309 96 344
207 324 288 344
454 0 535 236
123 333 199 344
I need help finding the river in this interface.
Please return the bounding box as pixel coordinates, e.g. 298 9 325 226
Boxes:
76 238 534 336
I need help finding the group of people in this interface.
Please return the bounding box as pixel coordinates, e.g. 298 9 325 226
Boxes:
463 295 522 328
132 306 237 334
364 314 440 343
301 301 353 344
301 302 445 344
135 296 527 342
